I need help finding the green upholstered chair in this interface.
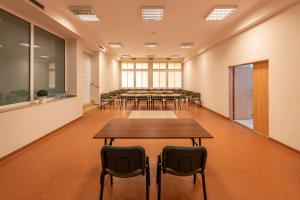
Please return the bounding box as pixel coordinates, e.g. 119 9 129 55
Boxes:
99 93 113 109
100 146 150 200
157 146 208 200
189 92 201 107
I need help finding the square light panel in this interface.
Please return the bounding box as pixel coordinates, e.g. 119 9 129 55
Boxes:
69 6 100 21
206 7 237 21
121 55 131 58
109 43 123 48
142 7 164 21
145 43 158 48
180 43 194 49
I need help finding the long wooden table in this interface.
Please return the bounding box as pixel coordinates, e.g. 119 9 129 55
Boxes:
93 119 213 146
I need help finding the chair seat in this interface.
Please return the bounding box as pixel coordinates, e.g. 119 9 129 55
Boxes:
164 168 202 176
106 169 143 178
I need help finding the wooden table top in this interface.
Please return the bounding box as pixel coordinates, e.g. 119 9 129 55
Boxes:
93 119 214 139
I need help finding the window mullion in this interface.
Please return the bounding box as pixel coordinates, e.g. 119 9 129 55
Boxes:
30 23 34 101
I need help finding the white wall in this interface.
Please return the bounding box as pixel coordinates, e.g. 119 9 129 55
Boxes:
82 52 92 104
184 3 300 150
0 98 82 158
99 51 120 93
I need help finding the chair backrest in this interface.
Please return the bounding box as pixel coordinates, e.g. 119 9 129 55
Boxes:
109 91 116 97
192 92 201 98
101 146 146 177
162 146 207 175
101 93 110 99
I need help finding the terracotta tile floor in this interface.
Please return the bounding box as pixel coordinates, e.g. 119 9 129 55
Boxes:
0 104 299 200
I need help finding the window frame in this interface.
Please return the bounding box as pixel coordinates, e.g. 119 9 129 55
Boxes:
0 8 67 109
120 61 183 89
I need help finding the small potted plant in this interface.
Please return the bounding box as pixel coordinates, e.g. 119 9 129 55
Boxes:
37 90 48 104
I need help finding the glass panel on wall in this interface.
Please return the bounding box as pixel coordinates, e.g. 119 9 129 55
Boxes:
0 9 30 106
34 26 65 97
160 71 167 88
121 71 128 87
136 62 148 69
167 62 182 88
174 71 182 88
153 71 159 88
168 71 175 87
127 71 134 88
175 63 182 69
121 62 134 88
136 71 148 88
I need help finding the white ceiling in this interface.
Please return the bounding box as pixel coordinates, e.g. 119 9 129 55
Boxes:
37 0 276 60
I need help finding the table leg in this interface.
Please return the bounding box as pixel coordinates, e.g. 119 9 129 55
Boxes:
108 138 114 145
191 138 201 146
104 138 107 145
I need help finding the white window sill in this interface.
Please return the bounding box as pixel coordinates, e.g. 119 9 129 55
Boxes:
0 95 77 113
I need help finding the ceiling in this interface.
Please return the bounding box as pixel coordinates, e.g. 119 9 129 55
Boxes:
37 0 274 60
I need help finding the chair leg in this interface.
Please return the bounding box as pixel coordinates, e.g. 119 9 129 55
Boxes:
110 175 113 185
158 171 161 200
201 172 207 200
99 172 105 200
194 174 196 184
156 156 160 184
145 157 150 200
157 155 161 200
146 176 149 200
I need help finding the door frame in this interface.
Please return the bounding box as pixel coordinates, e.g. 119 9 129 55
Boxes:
228 60 269 131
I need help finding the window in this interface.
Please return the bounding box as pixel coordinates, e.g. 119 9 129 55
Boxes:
0 9 30 106
167 62 182 88
0 9 66 107
152 62 167 88
34 26 65 97
121 62 134 88
135 63 148 88
120 61 183 89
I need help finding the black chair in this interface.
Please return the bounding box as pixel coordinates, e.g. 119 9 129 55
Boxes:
156 146 208 200
100 146 150 200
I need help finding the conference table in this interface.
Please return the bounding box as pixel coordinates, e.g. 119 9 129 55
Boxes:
93 119 214 146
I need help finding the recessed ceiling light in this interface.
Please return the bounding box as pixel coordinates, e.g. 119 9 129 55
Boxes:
180 43 194 49
39 55 50 59
0 44 3 48
142 7 164 21
121 55 131 58
109 43 123 48
19 43 41 48
206 6 237 21
145 42 158 48
69 6 100 21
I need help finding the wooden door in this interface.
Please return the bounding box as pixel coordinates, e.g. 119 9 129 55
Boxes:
234 66 253 120
253 61 269 136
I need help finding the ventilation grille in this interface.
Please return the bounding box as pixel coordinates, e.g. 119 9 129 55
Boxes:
29 0 44 10
69 6 100 21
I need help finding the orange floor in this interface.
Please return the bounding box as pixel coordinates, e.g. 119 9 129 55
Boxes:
0 104 299 200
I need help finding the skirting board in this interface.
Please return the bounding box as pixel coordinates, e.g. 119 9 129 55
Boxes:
202 106 299 154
